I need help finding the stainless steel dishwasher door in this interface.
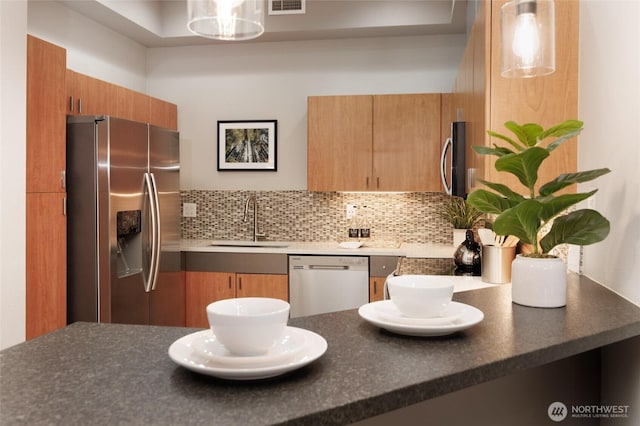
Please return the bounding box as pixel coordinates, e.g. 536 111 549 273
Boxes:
289 255 369 318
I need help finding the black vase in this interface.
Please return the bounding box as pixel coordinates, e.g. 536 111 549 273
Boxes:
454 229 481 274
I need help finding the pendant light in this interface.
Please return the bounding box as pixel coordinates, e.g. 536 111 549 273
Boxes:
500 0 555 78
187 0 265 41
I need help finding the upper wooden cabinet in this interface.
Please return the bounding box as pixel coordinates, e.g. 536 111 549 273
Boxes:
454 0 579 194
66 69 178 130
308 94 443 192
66 70 116 117
27 35 66 193
149 96 178 131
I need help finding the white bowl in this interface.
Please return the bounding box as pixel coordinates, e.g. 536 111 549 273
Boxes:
387 275 454 318
206 297 290 356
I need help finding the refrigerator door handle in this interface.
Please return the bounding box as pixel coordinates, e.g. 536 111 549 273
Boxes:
440 137 452 195
148 172 162 291
143 172 159 293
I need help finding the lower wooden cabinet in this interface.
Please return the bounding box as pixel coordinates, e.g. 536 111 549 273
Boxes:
26 193 66 339
369 277 386 303
186 271 288 328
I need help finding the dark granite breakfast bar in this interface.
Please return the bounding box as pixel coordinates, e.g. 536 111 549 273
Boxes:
1 274 639 425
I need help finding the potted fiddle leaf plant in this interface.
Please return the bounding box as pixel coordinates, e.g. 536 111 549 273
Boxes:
466 119 610 308
438 196 483 247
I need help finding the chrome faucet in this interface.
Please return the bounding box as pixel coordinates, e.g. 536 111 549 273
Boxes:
243 195 266 242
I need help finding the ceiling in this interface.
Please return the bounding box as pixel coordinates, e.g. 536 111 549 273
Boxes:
55 0 470 47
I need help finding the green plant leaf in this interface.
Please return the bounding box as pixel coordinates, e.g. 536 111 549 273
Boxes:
540 209 611 253
466 190 518 215
518 122 545 147
495 147 549 190
502 121 531 148
477 180 527 202
473 145 515 157
486 130 525 152
438 197 483 229
539 168 611 196
537 191 598 222
493 200 544 246
539 119 584 140
546 129 582 152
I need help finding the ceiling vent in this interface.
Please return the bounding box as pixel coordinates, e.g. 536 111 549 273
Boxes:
268 0 306 15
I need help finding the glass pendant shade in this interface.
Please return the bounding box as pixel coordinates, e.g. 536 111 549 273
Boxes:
187 0 265 41
501 0 555 78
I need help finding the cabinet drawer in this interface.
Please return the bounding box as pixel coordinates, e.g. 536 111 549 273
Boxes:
369 256 400 277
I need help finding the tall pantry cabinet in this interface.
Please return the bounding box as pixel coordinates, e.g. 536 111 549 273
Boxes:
26 35 67 339
454 0 579 194
26 35 181 339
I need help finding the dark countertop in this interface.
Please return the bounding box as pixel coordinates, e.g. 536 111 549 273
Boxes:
2 275 639 425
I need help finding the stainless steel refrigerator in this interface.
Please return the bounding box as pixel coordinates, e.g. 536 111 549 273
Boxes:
66 116 184 326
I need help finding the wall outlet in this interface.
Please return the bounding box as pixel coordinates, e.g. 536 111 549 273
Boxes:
346 204 356 219
183 203 197 217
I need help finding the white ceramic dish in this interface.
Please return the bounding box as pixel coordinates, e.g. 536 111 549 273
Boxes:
190 327 306 367
168 326 327 380
386 275 454 318
358 300 484 336
206 297 290 356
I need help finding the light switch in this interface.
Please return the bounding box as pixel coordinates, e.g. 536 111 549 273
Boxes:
346 204 356 219
183 203 197 217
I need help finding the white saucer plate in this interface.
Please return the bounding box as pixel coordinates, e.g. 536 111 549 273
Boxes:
358 300 484 337
168 326 327 380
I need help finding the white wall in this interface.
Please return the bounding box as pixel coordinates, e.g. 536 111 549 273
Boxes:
579 2 640 424
0 0 27 350
146 34 466 190
27 0 147 92
579 2 640 307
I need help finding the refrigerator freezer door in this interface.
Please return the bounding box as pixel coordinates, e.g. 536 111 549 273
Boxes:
148 125 185 326
108 117 151 325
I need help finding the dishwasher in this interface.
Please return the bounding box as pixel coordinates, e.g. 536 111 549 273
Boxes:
288 255 369 318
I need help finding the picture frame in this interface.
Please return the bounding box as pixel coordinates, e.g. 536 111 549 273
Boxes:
217 120 277 171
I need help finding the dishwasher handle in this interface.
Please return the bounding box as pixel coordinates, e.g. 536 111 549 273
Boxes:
308 265 349 270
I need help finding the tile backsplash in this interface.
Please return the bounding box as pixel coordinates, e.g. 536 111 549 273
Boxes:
181 190 462 245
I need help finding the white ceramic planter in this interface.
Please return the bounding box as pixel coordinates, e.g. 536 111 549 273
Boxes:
511 254 567 308
453 228 468 248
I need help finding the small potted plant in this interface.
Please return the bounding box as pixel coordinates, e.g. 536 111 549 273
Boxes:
466 119 610 307
438 196 483 247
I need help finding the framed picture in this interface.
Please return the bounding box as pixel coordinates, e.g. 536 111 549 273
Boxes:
217 120 277 171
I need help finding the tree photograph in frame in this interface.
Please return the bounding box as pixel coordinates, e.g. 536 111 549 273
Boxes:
217 120 277 171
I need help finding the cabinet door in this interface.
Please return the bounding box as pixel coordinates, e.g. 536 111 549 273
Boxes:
26 35 66 193
67 71 117 116
149 96 178 130
307 96 373 191
185 272 235 328
457 0 578 194
373 94 442 191
487 0 578 194
26 193 67 339
116 86 149 124
236 274 289 301
369 277 386 303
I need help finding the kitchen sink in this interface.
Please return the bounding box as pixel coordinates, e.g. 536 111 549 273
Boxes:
209 241 290 248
